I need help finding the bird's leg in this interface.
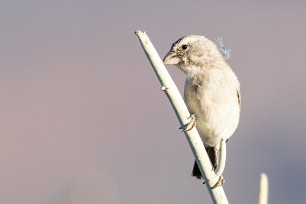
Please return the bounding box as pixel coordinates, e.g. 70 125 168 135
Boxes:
211 139 227 188
214 138 227 176
179 114 196 132
214 147 219 169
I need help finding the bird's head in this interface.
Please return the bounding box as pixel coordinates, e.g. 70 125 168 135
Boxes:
163 35 226 75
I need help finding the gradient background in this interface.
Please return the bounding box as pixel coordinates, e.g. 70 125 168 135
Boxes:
1 1 306 203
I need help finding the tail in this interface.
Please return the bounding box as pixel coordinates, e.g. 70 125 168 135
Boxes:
192 146 216 179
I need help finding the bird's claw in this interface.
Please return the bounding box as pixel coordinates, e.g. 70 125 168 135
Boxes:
179 114 196 132
211 175 225 189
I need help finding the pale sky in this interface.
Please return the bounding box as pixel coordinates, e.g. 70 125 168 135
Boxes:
1 1 306 204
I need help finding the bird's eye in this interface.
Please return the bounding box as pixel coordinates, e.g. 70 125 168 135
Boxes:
181 44 188 50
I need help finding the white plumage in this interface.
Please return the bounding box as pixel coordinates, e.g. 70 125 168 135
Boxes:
163 35 241 179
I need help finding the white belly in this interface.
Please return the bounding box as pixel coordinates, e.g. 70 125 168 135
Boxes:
184 78 240 147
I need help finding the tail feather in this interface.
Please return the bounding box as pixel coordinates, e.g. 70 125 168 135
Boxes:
192 146 216 179
191 161 202 179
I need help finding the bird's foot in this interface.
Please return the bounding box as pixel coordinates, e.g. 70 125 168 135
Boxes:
179 114 196 132
211 175 225 189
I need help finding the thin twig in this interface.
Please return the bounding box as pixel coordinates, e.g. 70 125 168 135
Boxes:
258 173 269 204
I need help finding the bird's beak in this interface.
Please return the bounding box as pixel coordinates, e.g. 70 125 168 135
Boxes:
163 51 181 65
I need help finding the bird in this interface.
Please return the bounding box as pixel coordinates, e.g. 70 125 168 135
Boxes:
163 35 241 180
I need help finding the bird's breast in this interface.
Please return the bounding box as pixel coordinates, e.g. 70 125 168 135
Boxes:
183 75 240 147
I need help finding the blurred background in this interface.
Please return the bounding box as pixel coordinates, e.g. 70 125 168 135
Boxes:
1 0 306 203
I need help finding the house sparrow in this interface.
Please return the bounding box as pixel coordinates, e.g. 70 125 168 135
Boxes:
163 35 241 179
